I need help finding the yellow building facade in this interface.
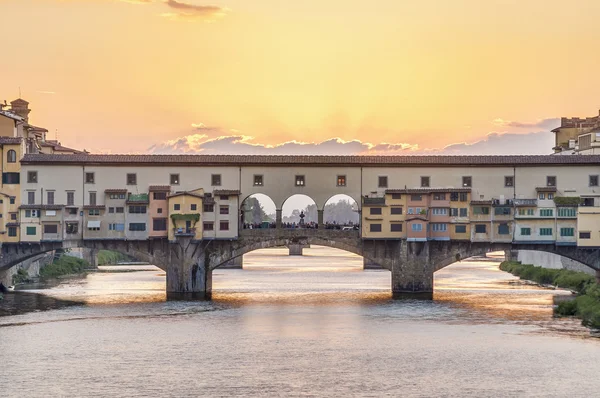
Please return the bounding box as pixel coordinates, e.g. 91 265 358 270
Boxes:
167 189 204 241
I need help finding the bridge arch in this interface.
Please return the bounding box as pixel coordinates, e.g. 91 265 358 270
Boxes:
207 230 373 271
322 194 359 227
281 194 318 226
240 193 276 228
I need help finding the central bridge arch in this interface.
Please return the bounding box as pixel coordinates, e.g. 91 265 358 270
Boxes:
207 230 369 271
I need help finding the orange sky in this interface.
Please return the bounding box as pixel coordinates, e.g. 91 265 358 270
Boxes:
1 0 599 154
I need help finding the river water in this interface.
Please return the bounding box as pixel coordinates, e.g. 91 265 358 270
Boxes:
1 246 600 397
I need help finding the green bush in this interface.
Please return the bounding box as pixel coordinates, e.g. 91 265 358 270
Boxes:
553 270 595 292
574 295 600 329
499 261 595 291
500 260 600 330
40 255 91 279
12 268 30 284
556 299 578 316
97 250 129 265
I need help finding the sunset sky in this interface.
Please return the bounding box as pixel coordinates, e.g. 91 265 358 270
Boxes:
1 0 600 155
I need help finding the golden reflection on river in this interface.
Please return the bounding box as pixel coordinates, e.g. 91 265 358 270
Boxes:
2 246 600 397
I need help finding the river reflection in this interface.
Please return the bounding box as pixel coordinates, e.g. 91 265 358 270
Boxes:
1 246 599 397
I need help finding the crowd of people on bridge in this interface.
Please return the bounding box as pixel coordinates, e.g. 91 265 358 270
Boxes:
242 221 358 230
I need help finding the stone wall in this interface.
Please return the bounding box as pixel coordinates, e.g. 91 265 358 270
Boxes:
517 250 596 276
0 251 55 286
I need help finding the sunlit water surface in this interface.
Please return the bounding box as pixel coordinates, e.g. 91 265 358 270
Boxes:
1 246 599 397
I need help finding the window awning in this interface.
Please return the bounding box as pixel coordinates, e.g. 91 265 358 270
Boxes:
87 220 101 228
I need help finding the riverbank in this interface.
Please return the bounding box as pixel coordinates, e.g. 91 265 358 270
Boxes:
39 255 93 279
500 260 600 329
97 250 131 265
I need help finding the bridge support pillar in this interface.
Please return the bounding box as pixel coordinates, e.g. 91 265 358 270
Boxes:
390 241 434 299
504 249 518 262
220 255 243 269
276 209 282 229
363 257 382 269
596 270 600 285
288 244 307 256
166 238 211 300
82 248 98 268
317 209 324 229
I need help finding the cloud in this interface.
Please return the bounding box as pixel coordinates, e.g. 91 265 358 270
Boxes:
119 0 153 4
161 0 228 20
148 125 555 155
439 131 554 155
492 118 559 130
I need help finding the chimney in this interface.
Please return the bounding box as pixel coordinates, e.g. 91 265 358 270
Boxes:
9 98 31 122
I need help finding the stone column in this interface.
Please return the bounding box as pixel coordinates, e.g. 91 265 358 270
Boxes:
166 237 212 300
390 241 434 299
317 209 324 229
288 244 305 256
596 269 600 285
83 248 98 268
276 209 282 229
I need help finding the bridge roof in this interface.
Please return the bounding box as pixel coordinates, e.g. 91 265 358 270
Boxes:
20 153 600 167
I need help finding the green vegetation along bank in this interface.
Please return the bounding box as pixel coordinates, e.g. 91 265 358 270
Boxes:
500 261 600 329
97 250 130 265
39 255 93 279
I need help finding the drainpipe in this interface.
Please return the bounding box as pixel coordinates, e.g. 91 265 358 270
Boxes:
512 165 517 244
82 165 85 240
360 166 363 238
238 166 242 235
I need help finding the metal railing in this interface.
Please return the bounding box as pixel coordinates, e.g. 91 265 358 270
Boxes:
513 199 537 207
363 197 385 205
174 228 196 235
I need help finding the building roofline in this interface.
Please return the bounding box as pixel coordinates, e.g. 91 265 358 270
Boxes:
19 153 600 167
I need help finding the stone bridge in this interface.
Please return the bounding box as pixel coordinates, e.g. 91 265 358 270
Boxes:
1 229 599 299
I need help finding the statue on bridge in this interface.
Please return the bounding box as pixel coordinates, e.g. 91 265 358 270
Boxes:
299 211 305 226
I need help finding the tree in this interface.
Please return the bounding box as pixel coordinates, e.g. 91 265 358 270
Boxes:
243 197 272 224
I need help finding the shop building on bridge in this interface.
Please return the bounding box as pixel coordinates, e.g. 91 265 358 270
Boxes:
11 153 600 248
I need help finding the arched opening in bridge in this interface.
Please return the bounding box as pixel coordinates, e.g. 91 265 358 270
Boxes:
241 193 276 229
212 245 391 301
281 194 317 227
433 251 508 295
323 194 359 230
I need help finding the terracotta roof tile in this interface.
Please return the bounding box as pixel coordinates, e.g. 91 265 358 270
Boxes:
168 192 204 199
20 153 600 166
0 137 22 145
149 185 171 192
213 189 241 196
385 188 471 194
470 200 493 205
83 205 106 210
19 204 64 210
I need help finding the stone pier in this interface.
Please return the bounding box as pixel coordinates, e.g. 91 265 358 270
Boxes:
82 248 99 268
165 238 212 300
288 244 309 256
363 257 382 269
389 241 434 299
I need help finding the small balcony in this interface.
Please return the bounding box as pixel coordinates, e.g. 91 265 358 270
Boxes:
173 227 196 236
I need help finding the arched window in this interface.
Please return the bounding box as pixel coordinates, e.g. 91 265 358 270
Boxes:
6 150 16 163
